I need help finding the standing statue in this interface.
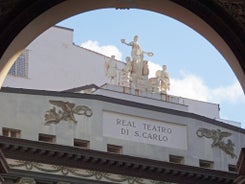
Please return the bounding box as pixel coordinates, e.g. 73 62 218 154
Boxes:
119 57 132 87
156 65 170 93
142 60 149 77
118 36 171 94
121 35 143 62
105 55 117 84
121 35 153 78
124 56 133 74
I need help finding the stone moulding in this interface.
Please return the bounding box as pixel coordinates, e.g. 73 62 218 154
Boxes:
196 128 237 158
8 159 172 184
17 177 36 184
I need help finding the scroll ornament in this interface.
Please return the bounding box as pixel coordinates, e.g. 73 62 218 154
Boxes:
10 160 172 184
196 128 237 159
44 100 93 124
17 177 36 184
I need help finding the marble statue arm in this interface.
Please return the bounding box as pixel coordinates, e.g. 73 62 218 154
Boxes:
121 39 132 46
142 51 154 57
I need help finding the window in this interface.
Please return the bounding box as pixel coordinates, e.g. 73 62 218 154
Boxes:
8 50 29 78
38 134 56 143
228 164 237 173
74 139 90 149
169 155 184 164
107 144 122 154
199 160 214 169
2 127 21 138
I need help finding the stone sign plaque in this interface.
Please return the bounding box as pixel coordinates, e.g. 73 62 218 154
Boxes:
103 111 187 150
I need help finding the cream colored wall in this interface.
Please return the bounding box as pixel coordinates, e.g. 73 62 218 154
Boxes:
0 90 244 172
3 26 124 91
3 26 223 121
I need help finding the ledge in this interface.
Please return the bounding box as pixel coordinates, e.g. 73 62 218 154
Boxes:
0 136 238 184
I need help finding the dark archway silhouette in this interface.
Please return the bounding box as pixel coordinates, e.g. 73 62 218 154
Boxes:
0 0 244 91
0 1 245 182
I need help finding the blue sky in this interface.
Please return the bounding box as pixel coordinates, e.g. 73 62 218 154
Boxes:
57 8 245 128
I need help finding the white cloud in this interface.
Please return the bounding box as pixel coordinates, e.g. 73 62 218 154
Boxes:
80 40 245 105
148 61 162 78
169 72 209 101
210 81 245 104
168 71 245 104
147 64 211 102
80 40 122 60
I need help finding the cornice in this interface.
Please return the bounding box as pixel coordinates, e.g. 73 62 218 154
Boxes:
1 87 245 133
0 136 238 184
0 149 8 182
6 159 170 184
0 149 8 173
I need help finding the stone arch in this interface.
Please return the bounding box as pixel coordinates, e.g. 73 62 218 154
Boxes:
0 0 244 91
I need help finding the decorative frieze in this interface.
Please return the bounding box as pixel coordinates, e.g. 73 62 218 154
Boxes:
8 159 173 184
196 128 237 158
17 177 36 184
44 100 93 124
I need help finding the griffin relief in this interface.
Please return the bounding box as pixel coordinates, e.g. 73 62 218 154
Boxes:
196 128 236 159
44 100 93 124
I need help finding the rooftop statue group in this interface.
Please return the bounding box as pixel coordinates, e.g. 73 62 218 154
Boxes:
105 35 170 94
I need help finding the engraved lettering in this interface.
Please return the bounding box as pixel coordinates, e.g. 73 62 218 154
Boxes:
120 128 129 135
116 118 136 128
143 123 172 134
103 112 187 150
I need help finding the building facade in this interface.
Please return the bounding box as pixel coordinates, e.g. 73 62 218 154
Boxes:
1 26 245 183
0 85 244 183
2 26 233 122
